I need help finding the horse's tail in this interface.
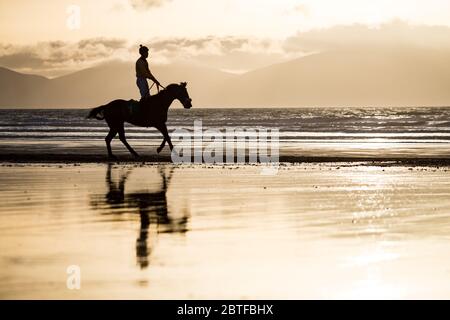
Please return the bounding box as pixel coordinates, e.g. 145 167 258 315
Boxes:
87 105 107 120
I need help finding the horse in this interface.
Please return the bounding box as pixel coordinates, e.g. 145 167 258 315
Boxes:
87 82 192 159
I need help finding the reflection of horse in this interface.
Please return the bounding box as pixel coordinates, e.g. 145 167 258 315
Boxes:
90 164 188 269
87 82 192 159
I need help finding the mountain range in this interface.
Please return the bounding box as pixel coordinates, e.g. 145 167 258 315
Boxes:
1 47 450 108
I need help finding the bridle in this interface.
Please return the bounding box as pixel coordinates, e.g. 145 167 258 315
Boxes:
149 82 166 92
150 82 191 107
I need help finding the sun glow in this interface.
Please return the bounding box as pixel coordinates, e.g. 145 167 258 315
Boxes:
1 0 450 44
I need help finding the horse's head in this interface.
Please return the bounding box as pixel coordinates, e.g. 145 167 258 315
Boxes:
167 82 192 109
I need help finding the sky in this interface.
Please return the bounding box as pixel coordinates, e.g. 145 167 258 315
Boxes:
2 0 450 42
1 0 450 76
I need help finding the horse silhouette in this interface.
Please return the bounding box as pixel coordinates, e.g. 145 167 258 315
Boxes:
87 82 192 159
90 164 188 269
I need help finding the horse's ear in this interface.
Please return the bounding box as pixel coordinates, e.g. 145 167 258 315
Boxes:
181 82 187 87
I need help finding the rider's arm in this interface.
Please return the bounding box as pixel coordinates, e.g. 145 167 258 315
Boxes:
137 59 160 85
147 70 160 85
144 61 160 85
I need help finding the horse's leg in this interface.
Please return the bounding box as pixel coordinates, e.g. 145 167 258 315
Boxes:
157 138 166 154
157 124 173 151
105 127 118 159
118 126 140 158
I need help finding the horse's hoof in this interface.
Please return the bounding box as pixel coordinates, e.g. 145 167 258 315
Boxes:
133 153 140 159
157 147 163 154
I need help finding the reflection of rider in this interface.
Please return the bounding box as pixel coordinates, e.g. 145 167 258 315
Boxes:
136 45 161 100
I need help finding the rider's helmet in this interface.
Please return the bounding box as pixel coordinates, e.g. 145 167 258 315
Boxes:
139 44 149 55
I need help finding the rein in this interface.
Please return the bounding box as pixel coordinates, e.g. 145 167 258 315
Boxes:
149 82 166 93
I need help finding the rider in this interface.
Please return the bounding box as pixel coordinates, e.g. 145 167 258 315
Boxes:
136 45 161 100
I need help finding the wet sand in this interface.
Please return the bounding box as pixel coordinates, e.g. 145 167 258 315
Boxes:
1 162 450 299
2 138 450 165
1 140 450 167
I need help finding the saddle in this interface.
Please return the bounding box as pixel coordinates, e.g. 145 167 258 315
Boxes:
125 99 153 126
126 99 143 117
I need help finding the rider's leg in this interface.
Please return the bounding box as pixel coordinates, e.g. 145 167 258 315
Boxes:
136 77 150 100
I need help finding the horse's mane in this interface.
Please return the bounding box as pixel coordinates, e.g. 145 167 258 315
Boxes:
164 83 179 91
148 83 177 99
138 83 178 105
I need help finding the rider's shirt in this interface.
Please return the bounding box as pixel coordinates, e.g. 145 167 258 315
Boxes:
136 57 152 78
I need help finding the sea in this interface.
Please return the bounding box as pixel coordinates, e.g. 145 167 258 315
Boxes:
0 107 450 159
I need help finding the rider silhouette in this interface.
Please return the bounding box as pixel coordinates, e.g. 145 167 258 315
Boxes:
136 45 161 100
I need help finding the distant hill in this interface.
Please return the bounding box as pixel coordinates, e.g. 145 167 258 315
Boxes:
218 47 450 107
0 67 50 107
1 47 450 108
0 61 236 108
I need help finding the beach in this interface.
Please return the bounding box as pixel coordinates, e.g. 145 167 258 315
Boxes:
1 107 450 299
1 162 450 299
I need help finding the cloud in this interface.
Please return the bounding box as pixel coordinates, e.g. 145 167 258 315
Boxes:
294 4 310 17
139 36 289 72
2 21 450 77
0 38 128 77
284 20 450 53
0 35 287 77
129 0 172 10
146 37 253 56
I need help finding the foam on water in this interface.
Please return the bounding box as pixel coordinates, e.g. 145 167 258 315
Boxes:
1 107 450 159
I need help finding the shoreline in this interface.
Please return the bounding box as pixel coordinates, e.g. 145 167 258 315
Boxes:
1 153 450 167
